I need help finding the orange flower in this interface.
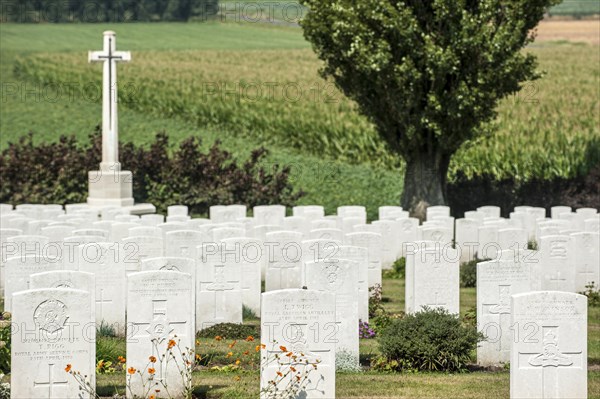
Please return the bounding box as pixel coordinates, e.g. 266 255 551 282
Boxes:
286 352 293 357
279 345 287 352
245 336 254 342
195 354 202 361
149 395 155 399
261 344 266 349
243 350 250 356
228 340 237 348
215 336 223 341
149 356 157 363
290 366 296 372
226 351 233 357
255 345 261 352
127 367 136 375
117 356 126 363
64 364 72 372
168 340 176 349
148 367 156 374
276 371 283 377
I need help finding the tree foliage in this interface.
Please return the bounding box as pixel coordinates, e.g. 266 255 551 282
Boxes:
300 0 560 213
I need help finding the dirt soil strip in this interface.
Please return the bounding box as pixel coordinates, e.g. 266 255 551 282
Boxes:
535 19 600 45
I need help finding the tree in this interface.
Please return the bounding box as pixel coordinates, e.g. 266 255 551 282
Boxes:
299 0 559 216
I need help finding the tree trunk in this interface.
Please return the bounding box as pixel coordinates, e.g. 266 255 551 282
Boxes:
401 149 451 221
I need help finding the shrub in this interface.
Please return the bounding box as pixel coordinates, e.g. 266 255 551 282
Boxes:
382 257 405 279
335 349 362 372
0 130 303 215
376 307 482 372
96 337 124 365
0 374 8 399
197 323 259 340
242 305 258 320
460 260 478 288
580 282 600 307
0 312 11 374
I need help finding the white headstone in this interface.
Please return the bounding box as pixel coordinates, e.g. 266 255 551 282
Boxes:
309 228 344 242
372 219 400 269
221 237 263 317
260 289 336 399
477 256 532 366
140 213 164 226
126 271 194 399
498 228 528 251
197 243 243 330
337 245 369 322
551 206 572 219
78 242 127 332
455 218 479 263
345 232 382 288
128 226 162 238
167 205 188 217
212 227 245 242
405 243 459 314
4 254 60 312
292 205 325 219
539 235 575 292
254 205 285 226
571 232 599 292
378 206 404 220
165 230 203 258
29 270 95 315
397 217 419 258
510 291 587 399
264 231 303 291
477 205 501 219
11 288 95 399
122 236 164 273
306 259 359 367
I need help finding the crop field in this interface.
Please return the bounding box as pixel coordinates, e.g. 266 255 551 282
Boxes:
1 21 599 217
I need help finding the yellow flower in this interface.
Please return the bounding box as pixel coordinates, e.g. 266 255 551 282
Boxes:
127 367 136 375
226 352 233 357
64 364 72 373
255 345 261 352
149 395 156 399
149 356 157 363
235 359 241 365
234 376 241 381
195 354 202 361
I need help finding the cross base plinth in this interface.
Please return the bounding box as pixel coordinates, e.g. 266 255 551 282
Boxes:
88 170 134 207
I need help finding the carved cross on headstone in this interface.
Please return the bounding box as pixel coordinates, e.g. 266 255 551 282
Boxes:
33 363 68 397
426 291 447 309
205 265 237 319
89 31 131 171
96 288 113 322
482 285 511 352
549 272 567 288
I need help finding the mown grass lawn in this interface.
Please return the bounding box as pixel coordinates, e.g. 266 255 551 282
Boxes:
90 275 600 398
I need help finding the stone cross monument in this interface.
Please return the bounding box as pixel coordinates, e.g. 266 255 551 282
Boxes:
87 31 135 207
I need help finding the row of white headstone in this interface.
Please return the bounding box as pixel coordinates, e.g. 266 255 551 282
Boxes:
2 202 596 399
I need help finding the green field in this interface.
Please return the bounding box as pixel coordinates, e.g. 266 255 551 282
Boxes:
1 21 599 219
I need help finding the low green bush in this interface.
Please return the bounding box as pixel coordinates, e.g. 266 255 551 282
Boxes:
460 260 478 288
382 257 406 279
375 307 482 372
197 323 259 340
0 312 11 374
0 130 302 215
580 282 600 307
